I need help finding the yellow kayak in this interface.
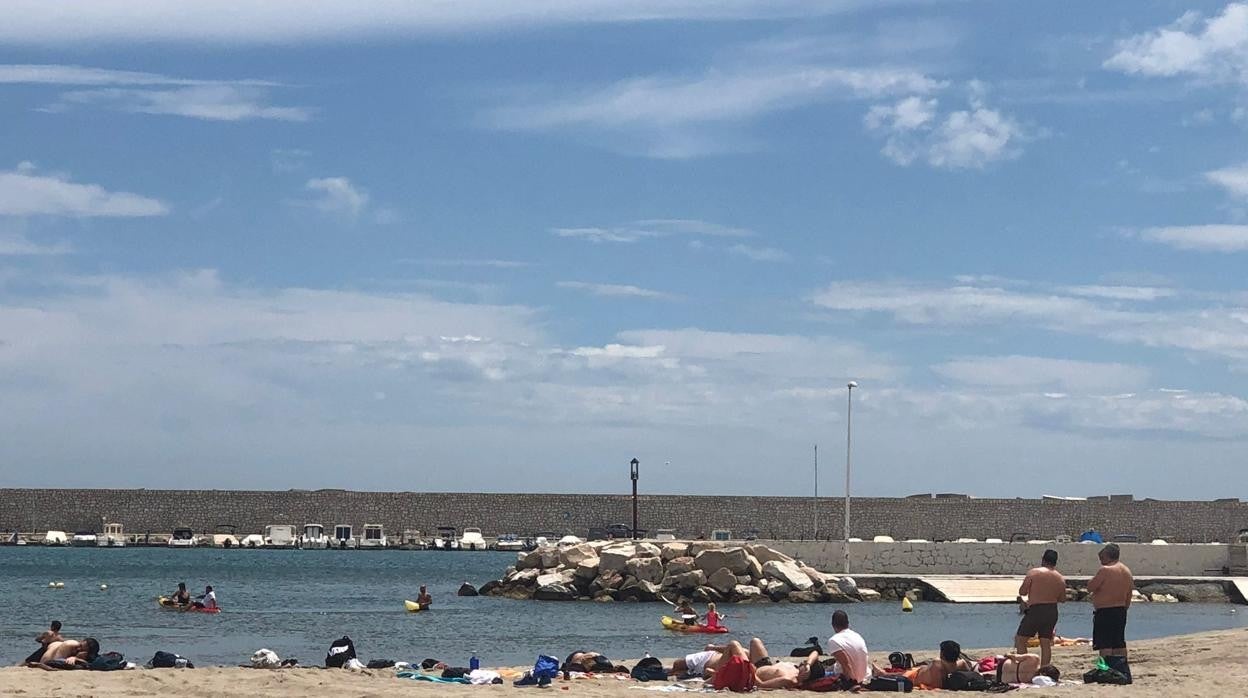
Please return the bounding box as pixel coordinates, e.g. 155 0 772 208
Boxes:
661 615 728 634
404 600 425 612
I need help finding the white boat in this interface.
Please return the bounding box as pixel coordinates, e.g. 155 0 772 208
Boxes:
99 523 126 547
43 530 68 546
459 527 486 551
332 524 356 549
168 528 198 547
301 523 329 549
211 533 240 548
264 524 297 548
71 530 98 547
240 534 265 548
360 524 388 548
494 533 525 551
433 526 460 550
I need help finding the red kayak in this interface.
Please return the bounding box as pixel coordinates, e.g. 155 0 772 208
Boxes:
661 615 729 634
158 597 221 614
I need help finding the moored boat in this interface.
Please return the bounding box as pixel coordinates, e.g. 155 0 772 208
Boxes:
360 523 388 549
71 530 98 547
460 527 486 551
99 523 126 547
301 523 329 549
168 528 198 548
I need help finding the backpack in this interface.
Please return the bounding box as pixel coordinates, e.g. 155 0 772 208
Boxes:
325 636 357 668
150 651 192 669
630 657 667 682
946 670 991 691
88 652 127 671
888 652 916 670
867 674 915 692
533 655 560 680
791 636 823 657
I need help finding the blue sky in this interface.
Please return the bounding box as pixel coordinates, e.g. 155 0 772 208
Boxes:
2 1 1248 497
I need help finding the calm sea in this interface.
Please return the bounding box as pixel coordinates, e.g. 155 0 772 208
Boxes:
3 548 1244 668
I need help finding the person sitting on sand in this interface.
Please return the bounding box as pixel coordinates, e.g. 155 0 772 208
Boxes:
193 585 217 610
984 653 1060 684
701 638 826 690
827 609 871 683
171 582 191 606
23 621 63 665
416 585 432 609
29 638 99 668
675 599 697 625
704 602 724 629
903 640 972 689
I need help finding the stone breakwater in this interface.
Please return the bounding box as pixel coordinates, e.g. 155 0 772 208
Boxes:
479 540 860 604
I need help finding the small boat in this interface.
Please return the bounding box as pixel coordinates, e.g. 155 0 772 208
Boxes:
400 529 427 550
493 533 525 552
168 528 198 548
211 524 239 548
158 596 221 614
460 527 486 551
661 615 729 634
433 526 460 551
99 523 126 547
360 524 388 549
71 530 98 547
301 523 329 549
264 524 297 549
333 524 357 549
43 530 68 546
404 600 427 612
240 534 265 548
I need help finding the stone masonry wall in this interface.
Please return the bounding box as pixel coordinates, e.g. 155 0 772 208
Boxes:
1 489 1246 543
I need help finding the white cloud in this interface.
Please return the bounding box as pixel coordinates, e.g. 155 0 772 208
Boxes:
1061 285 1176 301
0 1 903 44
934 355 1150 392
55 86 311 122
553 218 753 243
1105 4 1248 84
305 177 368 217
557 281 678 300
728 243 791 262
1206 162 1248 198
866 90 1025 169
1139 224 1248 252
0 63 274 87
0 164 168 217
0 232 73 255
398 258 531 269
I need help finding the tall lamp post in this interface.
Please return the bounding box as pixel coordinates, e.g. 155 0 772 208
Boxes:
630 458 640 540
844 381 857 575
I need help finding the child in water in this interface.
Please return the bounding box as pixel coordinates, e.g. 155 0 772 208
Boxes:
705 602 724 629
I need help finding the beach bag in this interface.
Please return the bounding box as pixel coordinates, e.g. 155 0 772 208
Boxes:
1083 658 1131 685
946 670 991 691
791 636 824 657
150 651 192 668
325 636 357 668
533 654 560 680
631 657 667 682
867 674 914 692
367 659 395 669
711 655 756 693
88 652 127 671
888 652 916 670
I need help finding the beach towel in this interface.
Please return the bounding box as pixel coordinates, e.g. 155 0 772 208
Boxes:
468 669 502 684
710 656 755 693
397 671 470 684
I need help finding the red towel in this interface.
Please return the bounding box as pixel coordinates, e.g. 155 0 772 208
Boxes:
711 656 756 693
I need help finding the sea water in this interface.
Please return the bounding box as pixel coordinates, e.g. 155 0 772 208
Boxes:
2 548 1244 667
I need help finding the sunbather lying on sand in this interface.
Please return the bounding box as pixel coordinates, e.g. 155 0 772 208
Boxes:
26 638 99 669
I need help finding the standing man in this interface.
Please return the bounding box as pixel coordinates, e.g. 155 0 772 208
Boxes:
1014 548 1065 668
1087 543 1134 683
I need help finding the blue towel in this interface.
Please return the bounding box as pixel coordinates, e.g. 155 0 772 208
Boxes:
396 671 470 684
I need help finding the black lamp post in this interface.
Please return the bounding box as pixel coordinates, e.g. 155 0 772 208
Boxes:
630 458 640 539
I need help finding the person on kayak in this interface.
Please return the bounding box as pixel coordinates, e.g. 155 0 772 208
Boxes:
192 585 217 610
705 602 724 629
170 582 191 607
675 599 697 625
416 585 432 609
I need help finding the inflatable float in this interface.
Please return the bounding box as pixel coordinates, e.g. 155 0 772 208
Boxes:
661 615 729 634
404 600 426 612
157 596 221 614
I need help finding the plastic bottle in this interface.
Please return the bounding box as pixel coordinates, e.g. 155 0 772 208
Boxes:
470 653 480 671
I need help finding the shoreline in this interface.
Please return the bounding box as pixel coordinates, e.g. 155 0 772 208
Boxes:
3 627 1245 696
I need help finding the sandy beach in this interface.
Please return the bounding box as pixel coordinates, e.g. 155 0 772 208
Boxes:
3 626 1244 696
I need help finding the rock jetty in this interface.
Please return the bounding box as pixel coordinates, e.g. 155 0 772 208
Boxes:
480 540 860 603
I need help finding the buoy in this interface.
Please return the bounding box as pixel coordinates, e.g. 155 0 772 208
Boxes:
55 582 65 588
100 584 108 591
48 582 56 588
901 597 914 612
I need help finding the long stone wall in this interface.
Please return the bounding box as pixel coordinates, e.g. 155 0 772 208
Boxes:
1 489 1246 543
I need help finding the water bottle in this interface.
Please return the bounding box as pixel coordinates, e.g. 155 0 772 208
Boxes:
470 653 480 671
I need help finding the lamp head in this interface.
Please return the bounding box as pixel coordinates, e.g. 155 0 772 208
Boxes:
847 381 858 389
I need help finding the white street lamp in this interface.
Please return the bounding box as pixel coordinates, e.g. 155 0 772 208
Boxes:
844 380 857 574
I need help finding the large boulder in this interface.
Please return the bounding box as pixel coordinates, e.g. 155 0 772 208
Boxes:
858 589 882 602
689 541 725 556
591 569 624 593
800 565 828 588
760 578 791 600
635 542 662 558
598 545 635 573
478 580 501 596
745 553 764 581
536 571 566 588
787 590 823 603
694 547 751 575
539 547 561 569
661 542 690 561
666 556 695 576
509 569 541 587
692 586 723 602
574 558 600 580
708 567 738 595
534 583 575 601
457 582 478 597
516 549 545 570
626 556 665 584
747 544 794 565
733 584 763 602
662 570 706 592
560 543 598 567
618 579 662 602
763 560 814 591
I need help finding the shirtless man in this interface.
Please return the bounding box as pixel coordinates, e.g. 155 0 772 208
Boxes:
29 638 99 668
1015 548 1065 667
416 585 432 609
906 640 971 689
987 653 1061 684
699 639 825 690
23 621 63 664
1087 543 1134 681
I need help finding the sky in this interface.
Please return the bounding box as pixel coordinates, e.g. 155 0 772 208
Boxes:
2 1 1248 498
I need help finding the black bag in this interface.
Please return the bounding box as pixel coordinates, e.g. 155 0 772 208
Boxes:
88 652 127 671
420 658 442 670
149 650 192 668
791 636 824 657
441 666 472 678
631 657 668 682
1083 667 1131 685
867 674 914 692
946 670 991 691
888 652 916 670
366 659 395 669
324 636 356 668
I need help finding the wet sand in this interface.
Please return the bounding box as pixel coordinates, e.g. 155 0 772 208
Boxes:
2 627 1244 696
